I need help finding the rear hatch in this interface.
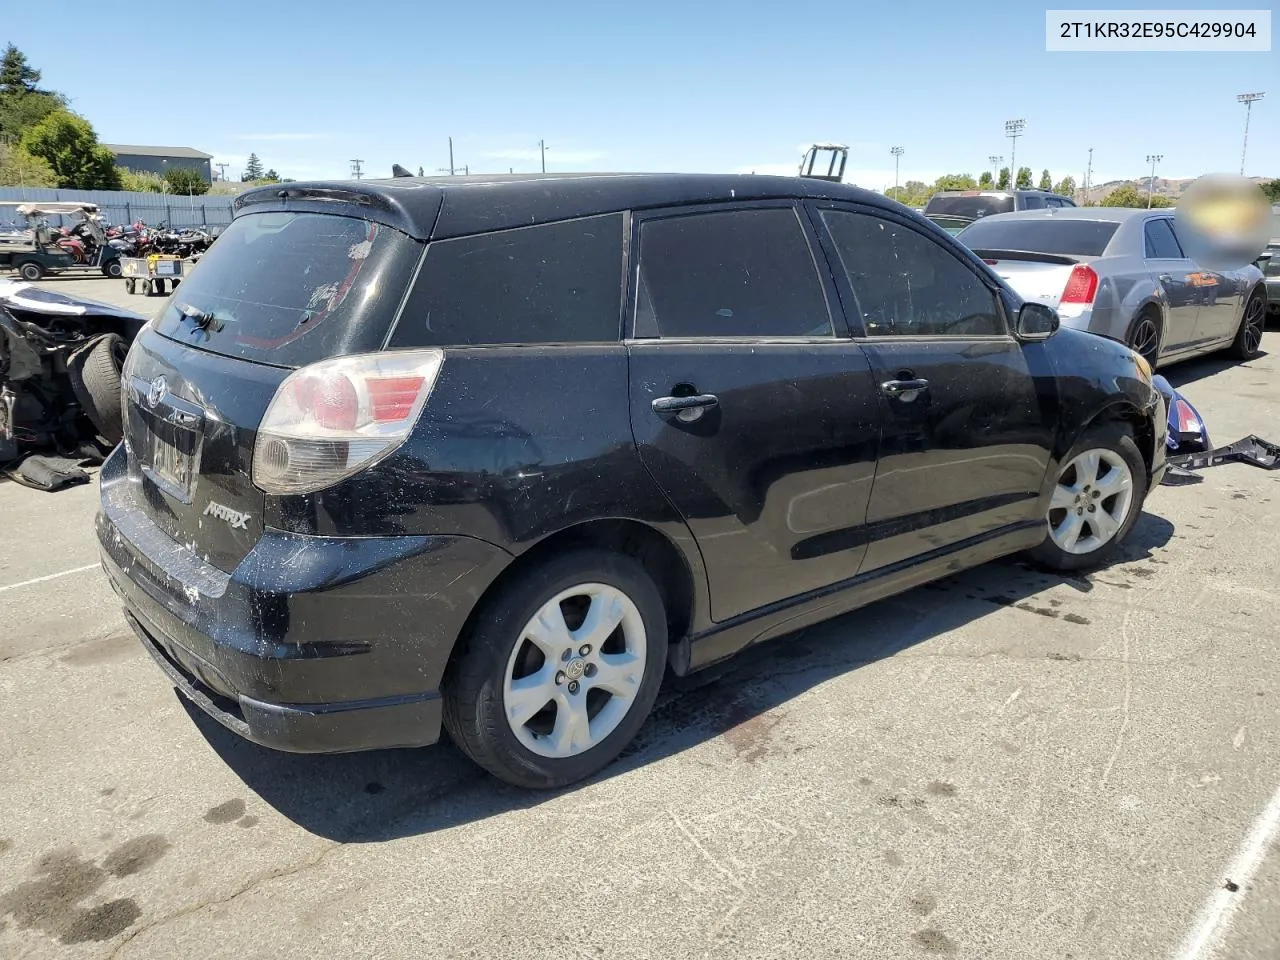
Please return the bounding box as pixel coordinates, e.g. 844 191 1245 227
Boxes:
120 210 422 573
922 192 1015 220
954 216 1119 309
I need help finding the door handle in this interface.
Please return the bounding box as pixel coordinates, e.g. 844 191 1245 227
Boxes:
880 378 929 399
652 393 719 415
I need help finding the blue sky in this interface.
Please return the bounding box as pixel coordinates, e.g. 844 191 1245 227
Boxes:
9 1 1277 188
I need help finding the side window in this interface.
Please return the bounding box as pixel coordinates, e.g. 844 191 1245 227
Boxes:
1060 197 1077 207
1144 218 1184 259
820 209 1004 337
1022 196 1044 209
389 213 624 347
635 208 833 338
1045 197 1063 208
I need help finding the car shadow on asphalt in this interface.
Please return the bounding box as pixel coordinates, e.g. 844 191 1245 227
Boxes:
1160 349 1269 388
182 511 1175 843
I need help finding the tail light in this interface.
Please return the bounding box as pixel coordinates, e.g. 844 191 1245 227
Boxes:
1060 264 1099 305
252 349 444 495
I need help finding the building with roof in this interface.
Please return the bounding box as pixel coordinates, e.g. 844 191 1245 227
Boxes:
104 145 213 183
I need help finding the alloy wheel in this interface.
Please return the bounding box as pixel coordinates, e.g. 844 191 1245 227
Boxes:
502 583 647 759
1047 448 1135 555
1129 316 1160 367
1243 296 1265 354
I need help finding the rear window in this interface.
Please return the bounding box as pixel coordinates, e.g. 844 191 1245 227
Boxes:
388 214 625 347
923 194 1015 219
955 218 1119 257
153 211 421 367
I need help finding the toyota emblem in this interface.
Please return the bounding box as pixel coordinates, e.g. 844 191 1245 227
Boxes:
146 375 168 409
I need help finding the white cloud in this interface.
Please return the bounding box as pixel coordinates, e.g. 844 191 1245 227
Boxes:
235 133 328 142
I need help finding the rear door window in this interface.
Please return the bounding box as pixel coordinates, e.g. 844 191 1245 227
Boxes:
389 214 625 346
634 207 833 338
152 211 422 367
1144 218 1185 259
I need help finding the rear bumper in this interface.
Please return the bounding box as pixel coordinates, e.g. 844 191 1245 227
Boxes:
96 445 513 753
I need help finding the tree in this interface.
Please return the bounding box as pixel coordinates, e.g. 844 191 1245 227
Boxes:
417 165 424 177
20 110 121 190
1261 180 1280 203
164 167 209 195
0 45 67 144
1053 176 1076 198
117 167 165 192
1015 166 1033 188
977 171 993 189
1101 184 1143 207
0 143 57 187
0 44 41 93
1038 169 1052 190
997 167 1011 189
262 168 280 182
934 173 978 191
242 153 264 181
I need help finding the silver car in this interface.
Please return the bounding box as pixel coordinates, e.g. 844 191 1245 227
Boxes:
954 207 1267 368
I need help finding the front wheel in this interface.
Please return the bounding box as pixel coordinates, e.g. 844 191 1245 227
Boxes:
17 260 43 282
1029 424 1148 571
1227 292 1266 361
103 259 123 279
443 548 668 789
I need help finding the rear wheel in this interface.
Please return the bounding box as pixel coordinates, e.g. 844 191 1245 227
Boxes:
17 261 43 282
68 334 129 445
1127 309 1162 368
443 548 668 789
1029 424 1147 571
1227 291 1266 361
103 259 123 279
124 278 136 295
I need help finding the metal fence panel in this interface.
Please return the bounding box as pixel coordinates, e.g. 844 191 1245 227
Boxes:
0 185 236 229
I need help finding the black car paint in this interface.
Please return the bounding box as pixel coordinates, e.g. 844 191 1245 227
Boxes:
100 173 1166 755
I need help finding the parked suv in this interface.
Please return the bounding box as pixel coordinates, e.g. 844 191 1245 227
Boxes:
98 174 1166 789
924 189 1077 235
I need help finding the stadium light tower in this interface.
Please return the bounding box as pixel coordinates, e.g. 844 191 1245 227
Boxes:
1146 154 1163 208
890 146 904 195
1005 119 1025 187
989 155 1003 185
1237 92 1265 176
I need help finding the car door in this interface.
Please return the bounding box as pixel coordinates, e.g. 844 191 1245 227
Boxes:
1166 217 1244 343
625 203 885 623
1143 217 1201 353
809 202 1055 573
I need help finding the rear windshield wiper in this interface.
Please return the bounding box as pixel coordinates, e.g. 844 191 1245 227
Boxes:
175 302 225 333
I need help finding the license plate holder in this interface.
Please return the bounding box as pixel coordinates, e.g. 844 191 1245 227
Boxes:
144 435 194 502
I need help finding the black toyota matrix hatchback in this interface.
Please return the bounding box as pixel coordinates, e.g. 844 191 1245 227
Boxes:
98 173 1167 788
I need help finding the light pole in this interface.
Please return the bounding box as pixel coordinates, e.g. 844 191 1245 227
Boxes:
1005 119 1025 188
1237 92 1265 175
989 155 1003 186
1084 147 1093 204
890 146 904 197
1146 154 1163 208
539 139 548 173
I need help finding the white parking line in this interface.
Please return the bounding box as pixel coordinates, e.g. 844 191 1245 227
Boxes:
0 563 100 595
1171 781 1280 960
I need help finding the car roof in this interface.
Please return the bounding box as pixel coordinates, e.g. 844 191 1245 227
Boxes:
234 172 900 240
963 207 1164 224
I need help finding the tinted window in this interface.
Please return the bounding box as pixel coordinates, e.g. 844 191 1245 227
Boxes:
635 208 832 338
1045 198 1063 208
1144 219 1184 259
1022 196 1045 209
390 214 624 346
153 212 421 367
922 194 1016 219
821 210 1003 337
956 218 1119 257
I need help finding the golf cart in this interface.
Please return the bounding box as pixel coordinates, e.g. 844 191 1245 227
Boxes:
0 202 123 281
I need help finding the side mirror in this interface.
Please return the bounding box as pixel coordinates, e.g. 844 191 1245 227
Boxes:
1015 301 1060 341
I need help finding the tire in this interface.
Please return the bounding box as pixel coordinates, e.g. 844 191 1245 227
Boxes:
1028 423 1148 572
1126 308 1162 369
68 334 129 446
443 548 668 789
138 279 151 296
1227 290 1266 361
17 260 43 282
125 278 136 295
103 259 123 279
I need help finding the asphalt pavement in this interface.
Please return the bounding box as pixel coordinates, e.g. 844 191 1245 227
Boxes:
1 275 1278 959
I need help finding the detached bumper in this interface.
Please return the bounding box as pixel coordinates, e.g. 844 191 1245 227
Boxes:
96 448 512 754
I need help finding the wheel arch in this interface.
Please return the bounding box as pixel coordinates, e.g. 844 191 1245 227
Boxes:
1074 399 1157 477
442 518 700 688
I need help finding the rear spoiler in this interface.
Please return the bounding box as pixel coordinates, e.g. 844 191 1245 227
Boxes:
968 249 1082 265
